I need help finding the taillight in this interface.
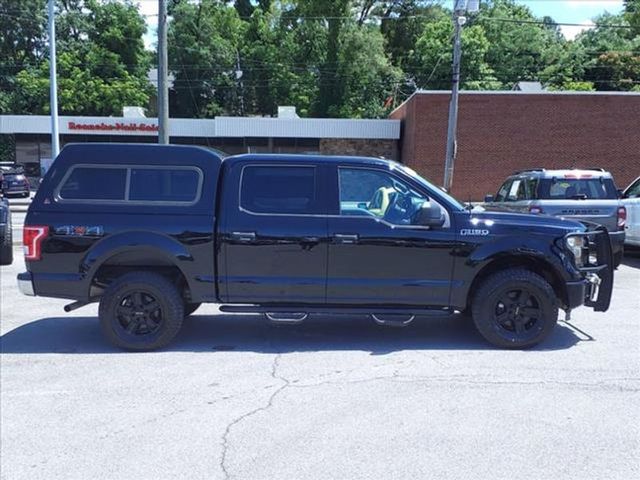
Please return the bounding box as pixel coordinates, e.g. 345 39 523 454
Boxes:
617 206 626 231
23 225 49 260
529 205 543 214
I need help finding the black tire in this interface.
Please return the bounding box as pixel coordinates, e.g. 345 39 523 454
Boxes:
184 302 201 316
0 215 13 266
99 271 184 351
471 269 558 349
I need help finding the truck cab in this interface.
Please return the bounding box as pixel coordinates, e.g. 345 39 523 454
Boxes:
18 144 614 351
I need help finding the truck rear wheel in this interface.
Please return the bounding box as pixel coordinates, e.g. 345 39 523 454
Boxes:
99 271 184 351
471 269 558 349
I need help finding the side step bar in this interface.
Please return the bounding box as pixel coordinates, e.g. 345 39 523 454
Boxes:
265 312 308 324
220 305 453 316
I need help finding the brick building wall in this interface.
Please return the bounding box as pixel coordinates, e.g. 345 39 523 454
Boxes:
389 91 640 200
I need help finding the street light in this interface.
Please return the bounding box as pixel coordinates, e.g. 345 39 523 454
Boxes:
443 0 480 192
48 0 59 158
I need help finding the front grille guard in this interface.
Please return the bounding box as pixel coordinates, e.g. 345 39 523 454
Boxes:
565 227 613 312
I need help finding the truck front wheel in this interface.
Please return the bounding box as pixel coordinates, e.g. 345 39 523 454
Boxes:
471 269 558 349
99 272 184 351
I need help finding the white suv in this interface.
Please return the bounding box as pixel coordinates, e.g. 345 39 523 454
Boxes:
621 176 640 247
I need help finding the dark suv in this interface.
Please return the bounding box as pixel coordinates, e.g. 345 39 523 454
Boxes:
0 163 30 198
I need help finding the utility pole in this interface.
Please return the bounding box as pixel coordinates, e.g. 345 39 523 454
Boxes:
236 51 245 116
48 0 59 158
157 0 169 144
443 0 479 192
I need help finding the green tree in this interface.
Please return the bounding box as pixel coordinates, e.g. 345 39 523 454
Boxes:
477 0 565 88
8 0 151 115
168 0 245 117
625 0 640 35
330 24 402 117
239 7 319 117
0 0 47 113
574 12 640 91
411 17 499 90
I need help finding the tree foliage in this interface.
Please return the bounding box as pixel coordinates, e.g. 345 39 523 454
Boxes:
2 0 151 116
2 0 639 118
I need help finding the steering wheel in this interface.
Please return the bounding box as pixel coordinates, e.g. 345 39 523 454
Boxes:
383 191 411 224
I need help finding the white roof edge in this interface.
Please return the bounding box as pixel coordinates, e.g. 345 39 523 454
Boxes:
0 115 400 139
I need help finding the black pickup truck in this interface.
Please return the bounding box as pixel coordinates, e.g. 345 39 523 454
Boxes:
18 144 614 350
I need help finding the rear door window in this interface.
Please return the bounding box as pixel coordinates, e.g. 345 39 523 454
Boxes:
240 165 320 214
539 178 617 199
58 167 127 200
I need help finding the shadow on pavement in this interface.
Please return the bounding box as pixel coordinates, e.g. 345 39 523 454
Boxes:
622 248 640 269
1 313 585 354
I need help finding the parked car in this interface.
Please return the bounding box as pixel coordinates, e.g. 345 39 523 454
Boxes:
0 194 12 266
621 176 640 247
484 168 626 267
0 163 30 198
18 144 614 351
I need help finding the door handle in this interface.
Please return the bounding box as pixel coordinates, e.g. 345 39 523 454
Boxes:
333 233 359 244
231 231 256 243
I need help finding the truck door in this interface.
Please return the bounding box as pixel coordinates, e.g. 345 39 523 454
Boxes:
219 162 329 304
326 166 457 306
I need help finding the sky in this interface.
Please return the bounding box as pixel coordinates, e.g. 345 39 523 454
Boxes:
137 0 626 49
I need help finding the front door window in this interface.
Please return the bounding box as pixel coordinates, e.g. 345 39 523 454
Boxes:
338 168 430 226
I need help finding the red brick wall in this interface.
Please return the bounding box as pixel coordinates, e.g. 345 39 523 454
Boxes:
389 92 640 201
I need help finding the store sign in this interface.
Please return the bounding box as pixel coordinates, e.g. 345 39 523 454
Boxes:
68 121 159 132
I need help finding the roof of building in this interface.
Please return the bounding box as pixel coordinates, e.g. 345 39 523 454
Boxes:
0 115 400 140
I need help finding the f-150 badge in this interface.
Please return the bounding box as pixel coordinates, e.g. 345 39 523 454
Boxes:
54 225 104 237
460 228 490 236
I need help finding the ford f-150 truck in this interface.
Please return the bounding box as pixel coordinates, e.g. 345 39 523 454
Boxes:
18 144 614 351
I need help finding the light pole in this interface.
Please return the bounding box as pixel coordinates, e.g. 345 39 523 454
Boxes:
48 0 59 158
158 0 169 144
443 0 479 192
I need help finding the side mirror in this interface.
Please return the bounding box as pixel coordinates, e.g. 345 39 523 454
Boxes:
357 202 368 209
414 201 445 228
484 194 494 203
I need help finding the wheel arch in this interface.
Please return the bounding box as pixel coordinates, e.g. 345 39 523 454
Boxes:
82 232 194 302
466 255 568 311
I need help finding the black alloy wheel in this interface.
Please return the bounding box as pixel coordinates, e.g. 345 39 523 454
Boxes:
115 290 164 336
493 288 542 339
99 271 184 351
472 268 558 348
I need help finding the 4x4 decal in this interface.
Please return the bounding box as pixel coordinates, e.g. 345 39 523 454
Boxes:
54 225 104 237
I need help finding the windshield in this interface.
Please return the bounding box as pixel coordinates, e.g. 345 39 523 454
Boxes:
394 164 466 211
538 178 617 200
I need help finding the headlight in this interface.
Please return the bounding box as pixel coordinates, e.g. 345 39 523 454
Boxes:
566 236 585 267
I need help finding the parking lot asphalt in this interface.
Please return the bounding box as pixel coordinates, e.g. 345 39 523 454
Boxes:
1 248 639 480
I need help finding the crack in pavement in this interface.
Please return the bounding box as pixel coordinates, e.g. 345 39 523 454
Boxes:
219 353 290 480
